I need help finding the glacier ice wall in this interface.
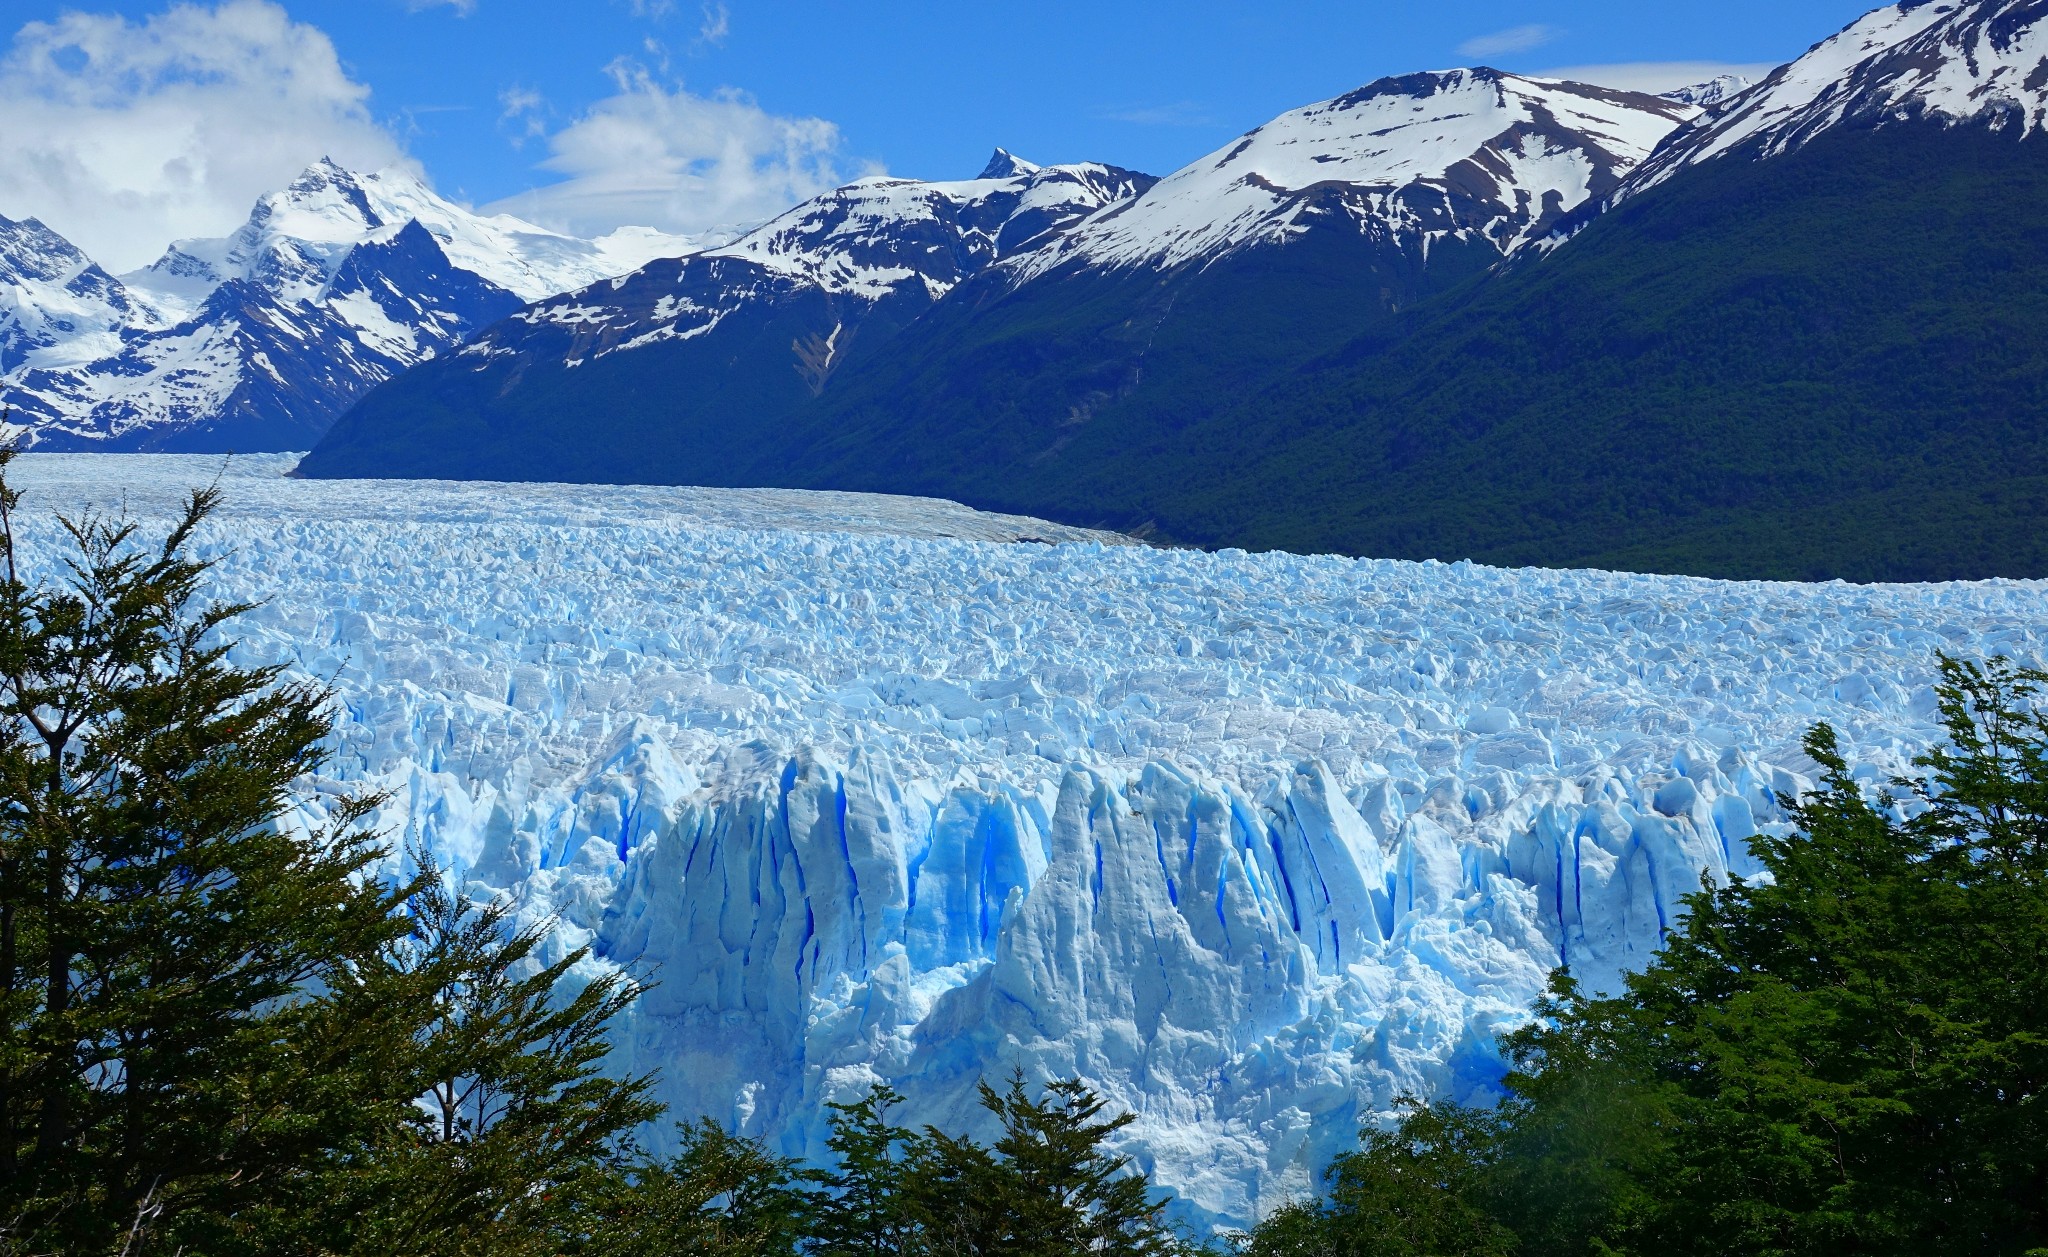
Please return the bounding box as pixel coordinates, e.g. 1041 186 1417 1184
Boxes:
11 453 2047 1230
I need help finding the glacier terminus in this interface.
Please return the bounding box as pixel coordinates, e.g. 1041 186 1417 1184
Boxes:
11 454 2043 1231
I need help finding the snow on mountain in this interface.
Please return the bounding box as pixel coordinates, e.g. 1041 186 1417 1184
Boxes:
1627 0 2048 192
704 158 1152 299
16 452 2045 1230
492 154 1153 372
125 158 706 311
0 214 172 379
1008 70 1697 280
2 215 524 452
0 160 715 451
1662 73 1756 108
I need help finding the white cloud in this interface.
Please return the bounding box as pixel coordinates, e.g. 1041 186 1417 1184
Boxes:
1457 24 1562 60
697 2 731 47
499 83 547 146
0 1 406 271
1531 60 1783 94
486 65 851 238
1101 101 1212 127
404 0 477 14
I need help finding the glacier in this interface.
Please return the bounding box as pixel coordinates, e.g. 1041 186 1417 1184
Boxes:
10 453 2047 1231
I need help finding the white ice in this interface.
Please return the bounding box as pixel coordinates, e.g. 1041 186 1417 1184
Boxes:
10 452 2045 1231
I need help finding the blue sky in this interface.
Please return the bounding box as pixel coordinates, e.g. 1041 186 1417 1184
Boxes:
0 0 1878 269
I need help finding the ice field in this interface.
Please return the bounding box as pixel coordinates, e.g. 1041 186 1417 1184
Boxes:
11 453 2047 1229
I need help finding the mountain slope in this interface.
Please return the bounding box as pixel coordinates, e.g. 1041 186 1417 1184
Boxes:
1 161 704 451
1010 69 1692 278
754 0 2048 582
297 156 1156 482
735 71 1694 525
1035 119 2048 581
1629 0 2048 189
301 73 1693 487
0 215 171 382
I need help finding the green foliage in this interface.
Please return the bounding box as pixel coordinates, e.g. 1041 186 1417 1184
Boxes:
799 1075 1202 1257
1234 1100 1513 1257
0 455 403 1251
0 450 657 1254
911 1072 1195 1257
808 1085 926 1257
1244 652 2048 1257
573 1120 811 1257
297 861 661 1256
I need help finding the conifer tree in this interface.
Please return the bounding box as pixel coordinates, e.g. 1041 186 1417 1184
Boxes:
1244 654 2048 1257
576 1119 811 1257
0 457 406 1251
0 453 658 1254
810 1085 926 1257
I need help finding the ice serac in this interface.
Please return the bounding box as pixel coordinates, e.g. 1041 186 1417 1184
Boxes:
1 160 709 452
591 745 1761 1226
16 454 2044 1231
1624 0 2048 195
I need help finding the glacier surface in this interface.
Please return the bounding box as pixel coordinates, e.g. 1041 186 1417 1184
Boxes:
11 453 2046 1230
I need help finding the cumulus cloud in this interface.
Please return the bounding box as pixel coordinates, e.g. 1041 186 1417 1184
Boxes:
1532 60 1783 94
1457 24 1562 60
486 64 850 238
0 0 406 271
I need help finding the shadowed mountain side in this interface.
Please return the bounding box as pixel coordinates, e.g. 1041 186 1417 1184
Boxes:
753 223 1509 511
300 258 930 484
770 124 2048 582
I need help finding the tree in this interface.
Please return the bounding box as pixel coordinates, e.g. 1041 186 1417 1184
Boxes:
0 453 658 1254
1588 655 2048 1254
576 1119 812 1257
809 1075 1200 1257
913 1073 1192 1257
1234 1100 1513 1257
1248 654 2048 1257
809 1085 927 1257
293 860 661 1257
0 456 408 1251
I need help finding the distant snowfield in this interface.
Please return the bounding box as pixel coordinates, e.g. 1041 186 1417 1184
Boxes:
11 453 2046 1229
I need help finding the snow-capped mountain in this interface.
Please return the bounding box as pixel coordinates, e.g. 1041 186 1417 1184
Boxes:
1008 69 1697 281
1627 0 2048 193
303 73 1695 486
0 215 173 381
298 153 1156 481
488 153 1154 373
1662 73 1755 108
0 160 709 451
127 158 706 312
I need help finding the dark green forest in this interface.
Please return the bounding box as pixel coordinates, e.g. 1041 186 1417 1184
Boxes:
3 474 2044 1252
779 124 2048 582
307 122 2048 582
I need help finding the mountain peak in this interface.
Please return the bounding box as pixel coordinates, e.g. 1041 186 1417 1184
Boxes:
1628 0 2048 192
1009 66 1694 278
1663 73 1754 108
977 148 1043 180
